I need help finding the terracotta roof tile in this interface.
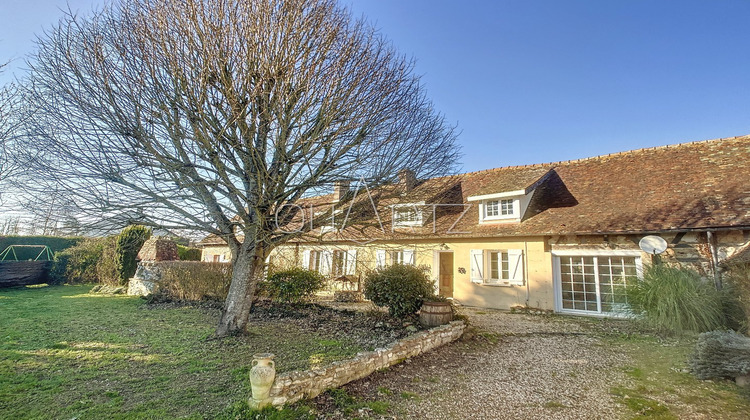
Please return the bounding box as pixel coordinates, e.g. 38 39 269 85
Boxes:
200 135 750 245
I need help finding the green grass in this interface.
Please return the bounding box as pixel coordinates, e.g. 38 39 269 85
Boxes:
0 285 363 419
609 334 750 419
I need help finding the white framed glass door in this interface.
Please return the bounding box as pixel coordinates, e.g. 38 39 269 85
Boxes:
555 254 640 315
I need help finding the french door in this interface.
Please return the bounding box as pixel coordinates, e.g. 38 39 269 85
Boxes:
555 254 640 315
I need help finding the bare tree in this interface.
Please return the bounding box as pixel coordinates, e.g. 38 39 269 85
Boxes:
21 0 460 336
0 61 22 202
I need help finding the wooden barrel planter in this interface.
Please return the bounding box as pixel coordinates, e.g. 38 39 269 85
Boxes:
419 301 453 328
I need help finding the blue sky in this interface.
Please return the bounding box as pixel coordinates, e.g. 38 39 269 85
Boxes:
2 0 749 172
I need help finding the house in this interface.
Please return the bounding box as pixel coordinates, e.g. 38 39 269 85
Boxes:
199 135 750 316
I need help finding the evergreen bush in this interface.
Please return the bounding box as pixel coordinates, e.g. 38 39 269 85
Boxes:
363 264 434 318
627 265 726 334
689 330 750 380
114 225 151 284
51 237 109 284
265 268 325 304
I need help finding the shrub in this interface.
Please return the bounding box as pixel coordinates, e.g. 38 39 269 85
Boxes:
95 236 120 286
627 265 727 335
363 264 435 318
177 244 202 261
265 268 325 304
689 330 750 380
51 237 110 284
156 261 233 302
114 225 152 284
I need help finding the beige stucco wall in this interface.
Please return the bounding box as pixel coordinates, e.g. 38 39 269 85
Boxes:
201 245 232 262
263 237 554 311
199 229 750 313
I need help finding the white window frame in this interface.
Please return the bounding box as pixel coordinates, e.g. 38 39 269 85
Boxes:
392 203 424 227
482 198 519 221
552 250 643 317
320 209 344 233
331 249 357 277
470 249 524 286
377 249 415 267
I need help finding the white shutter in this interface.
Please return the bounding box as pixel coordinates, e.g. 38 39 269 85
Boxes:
470 249 484 283
302 249 311 270
321 250 332 275
376 250 386 269
403 249 415 265
508 249 524 286
346 249 357 275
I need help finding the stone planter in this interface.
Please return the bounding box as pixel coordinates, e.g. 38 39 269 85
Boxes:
249 353 276 409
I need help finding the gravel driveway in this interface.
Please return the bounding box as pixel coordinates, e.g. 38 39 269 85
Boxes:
315 307 631 419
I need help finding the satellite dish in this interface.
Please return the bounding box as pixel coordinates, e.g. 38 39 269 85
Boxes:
639 235 668 255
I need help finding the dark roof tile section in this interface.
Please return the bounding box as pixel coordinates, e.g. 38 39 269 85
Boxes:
468 166 553 197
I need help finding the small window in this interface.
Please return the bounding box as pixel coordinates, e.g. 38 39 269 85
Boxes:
470 249 524 286
482 198 517 221
376 249 415 267
489 251 510 282
393 204 423 227
309 250 322 272
332 250 347 276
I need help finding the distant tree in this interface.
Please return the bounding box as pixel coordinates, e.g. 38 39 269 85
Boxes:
0 61 22 203
20 0 459 336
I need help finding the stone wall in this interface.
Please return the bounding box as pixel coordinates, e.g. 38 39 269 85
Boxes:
267 320 466 407
126 261 165 296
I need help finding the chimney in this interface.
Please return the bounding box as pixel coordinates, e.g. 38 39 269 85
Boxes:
333 181 350 201
398 169 418 192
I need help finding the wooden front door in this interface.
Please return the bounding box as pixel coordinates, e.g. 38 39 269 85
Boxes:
439 252 454 298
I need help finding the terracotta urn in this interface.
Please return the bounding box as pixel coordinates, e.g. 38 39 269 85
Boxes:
249 353 276 408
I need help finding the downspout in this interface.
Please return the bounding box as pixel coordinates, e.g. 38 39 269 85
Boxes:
524 241 530 307
706 230 722 290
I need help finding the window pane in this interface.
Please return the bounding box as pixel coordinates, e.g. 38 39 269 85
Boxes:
490 252 499 280
486 201 499 217
500 199 514 215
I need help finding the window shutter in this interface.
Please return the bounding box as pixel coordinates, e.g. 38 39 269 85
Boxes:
470 249 484 283
302 250 311 270
346 249 357 275
321 250 332 275
376 250 386 269
403 249 415 265
508 249 524 286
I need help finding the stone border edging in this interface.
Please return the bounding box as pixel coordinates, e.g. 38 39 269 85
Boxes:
268 320 466 407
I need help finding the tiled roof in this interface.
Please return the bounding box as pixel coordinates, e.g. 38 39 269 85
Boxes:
199 135 750 246
468 166 553 197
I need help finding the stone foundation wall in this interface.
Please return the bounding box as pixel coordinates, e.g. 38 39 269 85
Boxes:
268 320 466 407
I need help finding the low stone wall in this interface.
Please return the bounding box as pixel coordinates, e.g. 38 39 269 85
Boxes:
268 320 466 407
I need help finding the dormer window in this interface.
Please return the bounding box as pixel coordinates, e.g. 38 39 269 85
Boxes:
480 198 520 222
392 203 424 227
469 192 529 223
485 199 515 218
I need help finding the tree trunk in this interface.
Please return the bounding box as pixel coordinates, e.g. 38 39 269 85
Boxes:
216 246 264 337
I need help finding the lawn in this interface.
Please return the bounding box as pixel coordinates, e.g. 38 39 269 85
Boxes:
611 334 750 419
0 285 364 419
